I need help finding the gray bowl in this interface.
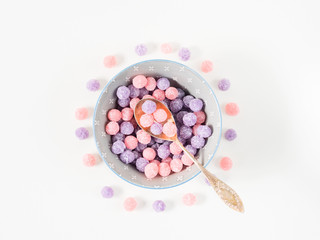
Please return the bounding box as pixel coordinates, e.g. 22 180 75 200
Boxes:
93 59 222 189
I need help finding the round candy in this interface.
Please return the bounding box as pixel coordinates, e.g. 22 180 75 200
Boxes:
120 121 134 135
218 78 230 91
151 160 160 166
181 154 194 166
130 118 138 128
163 122 177 137
142 95 154 99
123 197 137 211
170 159 183 172
190 135 205 149
176 88 185 99
183 113 197 127
133 150 141 160
169 99 183 113
176 111 188 123
145 77 157 91
124 136 138 150
121 108 133 121
128 84 140 98
201 60 213 73
130 98 140 110
196 125 212 138
165 87 178 100
153 200 166 212
157 144 170 159
182 193 196 206
142 100 157 114
116 86 130 100
225 103 239 116
189 99 203 112
170 142 182 155
144 162 159 179
194 111 206 124
103 55 116 68
135 44 147 56
179 125 193 139
152 89 165 101
183 95 195 108
112 132 125 142
86 79 100 91
151 143 160 150
161 43 172 54
107 109 122 122
139 88 149 98
172 154 183 160
178 136 186 145
132 75 148 89
142 147 156 160
150 122 163 135
155 138 165 144
220 157 232 170
136 142 148 152
225 129 237 141
75 107 88 120
120 150 135 164
179 48 191 61
162 157 172 164
192 124 200 136
136 130 151 144
153 109 167 122
118 98 130 108
101 186 114 198
136 157 149 172
157 77 170 90
105 122 119 135
111 140 126 154
140 114 154 128
83 154 96 167
185 145 197 155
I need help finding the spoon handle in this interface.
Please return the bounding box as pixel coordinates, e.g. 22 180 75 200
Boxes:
176 141 244 213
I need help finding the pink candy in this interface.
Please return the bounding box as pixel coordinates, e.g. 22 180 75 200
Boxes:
132 75 147 89
107 109 122 122
105 121 119 135
165 87 178 100
181 154 194 166
103 55 116 68
192 124 200 135
144 162 159 179
75 107 88 120
124 136 138 150
153 109 167 122
83 154 96 167
145 77 157 91
220 157 232 170
161 43 172 54
121 107 134 121
182 193 196 206
194 111 206 124
152 89 165 101
170 159 183 172
162 122 177 137
136 130 151 144
140 114 154 128
201 60 213 73
169 142 182 155
225 103 239 116
123 197 137 211
130 98 140 109
159 162 171 177
143 147 156 160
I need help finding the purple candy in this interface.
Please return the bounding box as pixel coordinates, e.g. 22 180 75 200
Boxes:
179 48 191 61
147 137 156 146
120 122 134 135
133 150 141 160
136 142 147 152
151 143 160 150
178 136 187 145
175 111 188 123
112 133 125 142
150 122 163 135
116 86 130 100
101 186 114 198
139 88 149 98
191 136 205 149
118 98 130 108
75 127 89 140
183 95 195 108
179 125 193 139
142 100 157 114
162 98 171 108
154 138 165 144
153 200 166 212
120 150 135 164
173 153 183 159
176 88 185 99
169 99 183 113
157 77 170 90
185 145 197 155
136 157 149 172
189 99 203 112
225 129 237 141
218 78 230 91
196 125 212 138
162 141 171 146
128 84 140 98
86 79 100 91
157 144 170 159
135 44 147 56
111 140 126 154
183 113 197 127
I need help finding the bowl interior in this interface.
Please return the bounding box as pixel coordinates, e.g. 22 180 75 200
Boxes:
94 59 222 189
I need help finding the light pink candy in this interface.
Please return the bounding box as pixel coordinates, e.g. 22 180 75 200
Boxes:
182 193 196 206
220 157 233 170
143 147 156 160
130 98 140 109
123 197 137 211
83 154 96 167
144 162 159 179
103 55 116 68
121 108 134 121
159 162 171 177
132 75 147 89
181 154 194 166
145 77 157 91
161 43 172 54
170 159 183 172
75 107 88 120
140 114 154 128
105 121 119 135
201 60 213 73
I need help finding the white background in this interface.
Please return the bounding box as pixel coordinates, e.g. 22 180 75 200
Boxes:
1 0 320 239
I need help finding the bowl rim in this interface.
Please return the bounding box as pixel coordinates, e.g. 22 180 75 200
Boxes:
93 59 222 189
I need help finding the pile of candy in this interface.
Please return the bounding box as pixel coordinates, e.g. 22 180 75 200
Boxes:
105 75 213 179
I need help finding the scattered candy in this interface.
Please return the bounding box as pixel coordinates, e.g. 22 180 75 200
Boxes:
75 107 88 120
103 55 116 68
182 193 196 206
218 78 230 91
123 197 137 211
75 127 89 140
107 109 122 122
86 79 100 91
225 129 237 141
83 154 96 166
140 114 154 128
225 103 239 116
153 200 166 212
101 186 114 198
150 122 163 135
161 43 172 54
201 60 213 73
135 44 147 56
220 157 232 170
179 48 191 61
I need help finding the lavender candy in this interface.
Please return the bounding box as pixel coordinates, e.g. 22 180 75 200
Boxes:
133 150 141 160
154 138 165 144
136 142 147 152
178 136 187 145
120 122 134 135
173 153 183 159
157 77 170 90
189 99 203 112
150 122 163 135
157 144 170 159
175 111 188 123
183 113 197 127
116 86 130 100
112 133 125 142
196 125 212 138
139 88 149 98
118 98 130 108
111 140 126 154
142 100 157 114
162 141 171 146
151 143 160 150
75 127 89 140
136 157 149 172
179 48 191 61
162 98 171 108
179 125 193 139
135 44 147 56
153 200 166 212
169 99 183 113
225 129 237 141
218 78 231 91
86 79 100 91
120 150 135 164
176 88 185 99
183 95 195 108
147 137 156 146
185 145 197 155
190 136 205 149
128 84 140 98
101 186 114 198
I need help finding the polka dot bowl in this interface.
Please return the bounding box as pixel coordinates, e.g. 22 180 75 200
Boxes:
94 59 222 189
